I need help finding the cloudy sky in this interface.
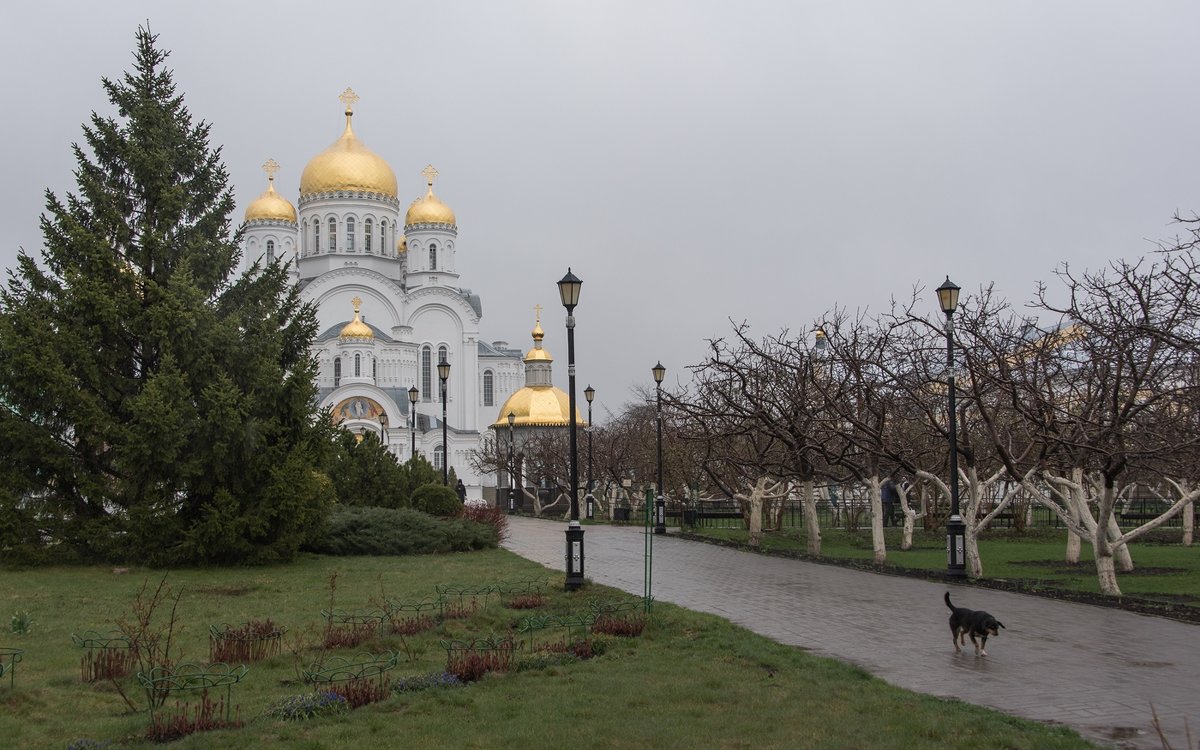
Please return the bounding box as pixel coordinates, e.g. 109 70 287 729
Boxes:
3 1 1198 417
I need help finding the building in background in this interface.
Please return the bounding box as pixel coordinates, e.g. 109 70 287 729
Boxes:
240 89 523 495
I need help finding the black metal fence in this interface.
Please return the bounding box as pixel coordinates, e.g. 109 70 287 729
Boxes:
671 498 1194 532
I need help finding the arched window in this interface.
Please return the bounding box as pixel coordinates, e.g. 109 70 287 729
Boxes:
438 345 448 375
380 220 388 253
483 370 494 407
313 219 320 254
433 445 445 471
421 345 432 401
334 357 341 387
328 218 337 251
346 217 356 251
429 242 437 270
364 219 373 254
354 353 361 377
266 240 275 263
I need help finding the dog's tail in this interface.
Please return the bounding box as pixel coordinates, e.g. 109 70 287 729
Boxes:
944 591 954 611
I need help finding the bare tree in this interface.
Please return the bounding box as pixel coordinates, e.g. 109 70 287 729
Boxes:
969 252 1200 595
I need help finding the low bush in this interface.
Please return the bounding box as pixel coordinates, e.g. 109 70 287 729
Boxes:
391 671 463 694
146 691 242 742
410 483 463 517
462 504 509 543
306 506 496 556
328 677 391 709
593 613 647 637
264 691 349 721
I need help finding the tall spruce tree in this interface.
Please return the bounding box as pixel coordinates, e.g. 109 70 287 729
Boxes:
0 27 334 564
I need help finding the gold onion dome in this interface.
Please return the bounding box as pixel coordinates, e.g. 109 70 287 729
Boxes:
525 318 552 362
245 159 297 222
493 388 583 428
397 235 407 254
405 165 457 226
300 89 398 199
339 297 374 342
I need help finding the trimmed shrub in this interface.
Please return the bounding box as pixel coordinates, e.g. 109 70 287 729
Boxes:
305 506 496 556
410 483 463 517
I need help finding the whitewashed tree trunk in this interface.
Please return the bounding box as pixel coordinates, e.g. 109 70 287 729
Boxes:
1064 469 1084 564
1106 512 1134 572
1094 484 1121 595
1184 498 1194 547
801 479 821 555
1179 480 1194 547
868 474 886 564
897 482 917 551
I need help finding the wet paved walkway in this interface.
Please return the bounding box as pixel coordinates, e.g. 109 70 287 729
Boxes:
503 517 1199 749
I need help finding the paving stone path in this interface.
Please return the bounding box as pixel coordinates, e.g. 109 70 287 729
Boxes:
503 517 1199 749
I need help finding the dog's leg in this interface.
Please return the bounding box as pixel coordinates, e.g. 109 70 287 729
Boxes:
951 625 961 652
979 634 988 657
970 633 980 656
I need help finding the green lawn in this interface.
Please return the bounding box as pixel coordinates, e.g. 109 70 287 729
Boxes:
0 551 1097 749
690 524 1200 604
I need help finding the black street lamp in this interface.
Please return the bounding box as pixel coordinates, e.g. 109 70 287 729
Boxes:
438 358 450 485
936 276 967 580
558 268 585 591
652 361 666 535
584 384 595 520
507 411 517 515
408 385 419 459
379 412 389 447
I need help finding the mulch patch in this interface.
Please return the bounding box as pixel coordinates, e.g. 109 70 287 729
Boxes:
678 532 1200 626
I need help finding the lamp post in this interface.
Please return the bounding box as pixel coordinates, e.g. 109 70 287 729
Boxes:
379 412 389 449
652 361 666 535
408 386 419 459
438 358 450 485
507 411 516 515
584 384 595 520
936 276 967 580
558 268 585 591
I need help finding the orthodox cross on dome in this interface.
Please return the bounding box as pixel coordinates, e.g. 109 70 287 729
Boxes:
421 164 439 187
339 87 360 113
261 158 280 183
351 296 363 314
533 303 542 323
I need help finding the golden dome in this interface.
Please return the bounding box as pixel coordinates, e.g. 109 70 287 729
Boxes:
339 297 374 342
245 159 297 222
525 315 552 362
492 386 585 428
404 165 457 226
397 235 407 254
300 91 397 199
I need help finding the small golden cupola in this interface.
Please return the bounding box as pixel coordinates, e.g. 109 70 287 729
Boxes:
300 88 398 199
491 307 584 429
525 311 552 362
404 165 457 227
339 297 374 342
244 159 297 223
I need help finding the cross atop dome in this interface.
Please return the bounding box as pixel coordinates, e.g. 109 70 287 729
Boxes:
421 164 439 187
339 87 360 113
261 158 280 182
351 296 363 312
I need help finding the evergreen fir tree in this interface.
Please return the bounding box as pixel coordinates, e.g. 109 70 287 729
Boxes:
0 26 333 564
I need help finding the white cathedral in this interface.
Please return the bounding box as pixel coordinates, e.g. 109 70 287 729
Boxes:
237 88 561 497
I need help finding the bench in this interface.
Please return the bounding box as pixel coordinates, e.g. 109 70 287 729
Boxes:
1119 513 1157 522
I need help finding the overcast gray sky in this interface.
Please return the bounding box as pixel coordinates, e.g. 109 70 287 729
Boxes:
3 1 1198 416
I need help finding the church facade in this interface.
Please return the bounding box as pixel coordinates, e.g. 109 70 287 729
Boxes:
239 89 526 494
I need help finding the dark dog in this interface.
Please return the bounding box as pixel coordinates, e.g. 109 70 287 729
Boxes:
945 592 1005 656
